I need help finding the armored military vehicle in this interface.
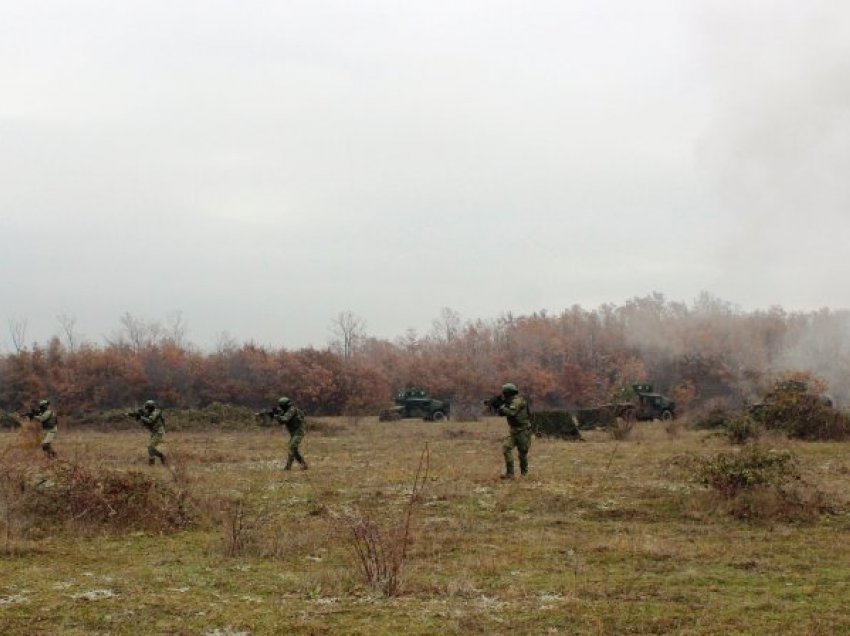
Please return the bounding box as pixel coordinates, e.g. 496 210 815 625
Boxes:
623 383 677 421
575 383 676 428
379 388 451 422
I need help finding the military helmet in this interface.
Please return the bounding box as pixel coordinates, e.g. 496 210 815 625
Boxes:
144 399 157 410
278 397 291 407
38 399 50 408
501 383 519 395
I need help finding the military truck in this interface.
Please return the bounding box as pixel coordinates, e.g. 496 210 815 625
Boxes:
575 383 676 428
379 388 451 422
624 383 677 421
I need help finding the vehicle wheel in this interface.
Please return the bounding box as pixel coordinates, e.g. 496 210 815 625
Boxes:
661 410 673 421
431 411 446 422
622 408 637 423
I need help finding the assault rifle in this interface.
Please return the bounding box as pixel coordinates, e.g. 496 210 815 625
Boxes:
255 407 281 421
483 394 506 414
23 407 40 420
126 408 154 431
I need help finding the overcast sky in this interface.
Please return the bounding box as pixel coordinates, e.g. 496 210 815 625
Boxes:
2 1 848 350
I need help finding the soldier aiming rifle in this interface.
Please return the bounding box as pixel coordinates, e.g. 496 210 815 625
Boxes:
491 383 533 479
127 400 167 466
257 396 308 470
23 399 58 459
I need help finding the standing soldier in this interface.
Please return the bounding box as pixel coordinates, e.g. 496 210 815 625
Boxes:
259 397 308 470
497 383 532 479
28 399 58 459
128 400 167 466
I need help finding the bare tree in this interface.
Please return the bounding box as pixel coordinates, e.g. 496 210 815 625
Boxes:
215 330 239 354
430 307 462 343
163 310 188 347
109 312 162 351
329 311 367 359
396 328 420 354
56 313 80 352
7 316 27 353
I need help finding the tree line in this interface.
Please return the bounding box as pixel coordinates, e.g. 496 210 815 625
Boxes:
2 294 849 417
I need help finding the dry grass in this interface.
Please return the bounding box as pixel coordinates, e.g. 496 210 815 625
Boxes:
0 417 849 634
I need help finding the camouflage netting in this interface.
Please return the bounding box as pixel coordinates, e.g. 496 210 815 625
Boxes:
532 411 582 440
575 407 617 429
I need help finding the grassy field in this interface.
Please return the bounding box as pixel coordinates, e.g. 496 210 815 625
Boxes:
1 417 850 635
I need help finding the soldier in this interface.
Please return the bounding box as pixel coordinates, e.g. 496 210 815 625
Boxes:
261 396 308 470
29 399 58 459
128 400 167 466
497 383 532 479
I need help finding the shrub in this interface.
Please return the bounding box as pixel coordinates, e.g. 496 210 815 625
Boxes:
663 415 684 439
692 406 733 430
609 415 634 441
679 445 828 521
0 412 20 429
341 444 430 596
0 438 196 545
305 419 347 437
750 377 850 441
724 414 762 445
217 496 271 557
690 445 798 498
449 403 481 423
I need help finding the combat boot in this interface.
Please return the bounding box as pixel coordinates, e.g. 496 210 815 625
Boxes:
283 458 293 471
299 460 309 471
148 457 156 466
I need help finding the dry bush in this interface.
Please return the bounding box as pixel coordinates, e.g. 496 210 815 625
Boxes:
663 416 684 439
340 444 430 596
448 403 481 423
724 414 763 445
0 412 21 429
306 419 347 437
1 422 52 551
442 428 488 441
724 482 831 522
690 402 735 430
676 445 830 522
31 463 195 533
609 416 635 441
0 429 196 546
217 496 272 557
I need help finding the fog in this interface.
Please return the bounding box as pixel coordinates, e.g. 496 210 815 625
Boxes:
2 1 849 351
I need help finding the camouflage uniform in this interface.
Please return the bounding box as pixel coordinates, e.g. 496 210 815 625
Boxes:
33 400 58 459
272 399 308 470
498 387 532 478
140 403 166 465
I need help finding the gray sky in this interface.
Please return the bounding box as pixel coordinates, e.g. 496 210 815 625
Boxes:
2 0 849 350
